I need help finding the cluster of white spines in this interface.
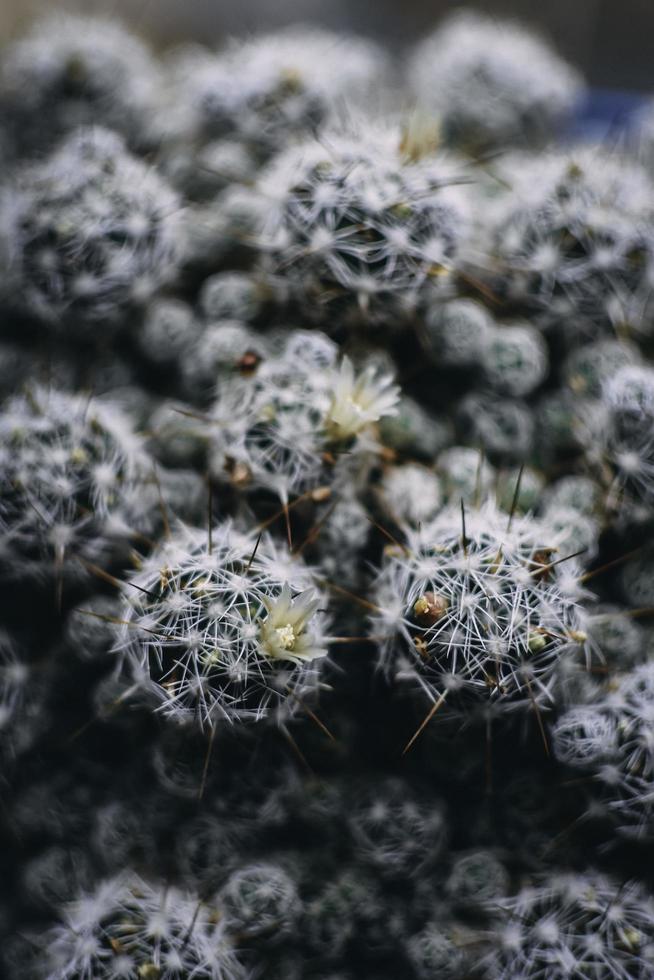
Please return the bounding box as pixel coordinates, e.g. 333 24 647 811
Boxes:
347 778 448 877
1 126 183 327
0 385 151 574
379 463 443 527
210 332 398 501
406 922 466 980
0 13 161 153
220 862 301 940
115 521 329 728
167 25 389 155
552 661 654 838
600 364 654 507
486 148 654 333
372 501 588 715
259 125 467 324
487 871 654 979
480 322 549 398
408 10 583 150
38 872 247 980
0 631 47 759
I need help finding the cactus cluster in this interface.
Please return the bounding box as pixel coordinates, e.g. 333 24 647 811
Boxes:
1 9 654 980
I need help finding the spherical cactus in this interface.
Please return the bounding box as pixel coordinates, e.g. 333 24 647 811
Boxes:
200 271 265 324
603 664 654 837
551 705 618 768
181 321 268 403
35 873 246 979
407 11 583 152
163 136 258 202
372 501 588 721
92 799 159 871
480 323 548 398
378 396 452 460
209 331 398 503
182 183 272 272
0 631 48 759
305 869 382 960
496 467 545 515
0 385 152 581
22 845 95 911
169 26 390 158
564 339 642 399
535 391 589 462
137 298 201 369
436 446 496 505
308 491 371 589
174 813 245 891
541 505 599 564
1 126 184 331
487 148 654 335
406 922 470 980
542 476 601 518
64 595 123 662
147 401 210 470
259 126 467 327
347 778 447 877
583 604 646 670
0 14 161 157
456 393 535 463
620 547 654 608
115 521 330 728
553 662 654 839
423 297 493 368
600 364 654 508
379 463 443 527
485 871 654 979
446 849 509 909
221 862 301 942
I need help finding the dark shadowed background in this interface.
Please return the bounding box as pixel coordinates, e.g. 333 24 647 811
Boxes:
1 0 652 93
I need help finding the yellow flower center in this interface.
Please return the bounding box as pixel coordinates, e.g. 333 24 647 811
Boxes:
275 623 297 650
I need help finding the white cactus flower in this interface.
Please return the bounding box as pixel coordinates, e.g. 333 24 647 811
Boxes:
326 357 399 442
260 584 326 664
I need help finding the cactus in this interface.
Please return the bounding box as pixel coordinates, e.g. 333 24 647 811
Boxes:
408 10 583 152
115 521 329 728
372 501 589 721
0 385 153 581
259 126 466 327
1 127 183 330
34 873 247 979
485 871 654 979
2 10 654 980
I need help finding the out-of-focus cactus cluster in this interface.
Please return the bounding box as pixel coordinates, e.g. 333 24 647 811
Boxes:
1 8 654 979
